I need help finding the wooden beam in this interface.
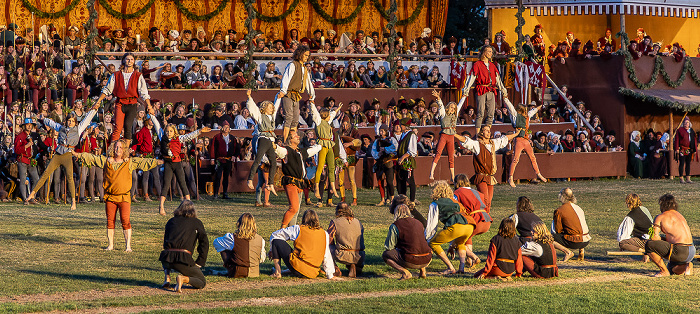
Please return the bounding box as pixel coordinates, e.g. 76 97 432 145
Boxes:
607 251 700 258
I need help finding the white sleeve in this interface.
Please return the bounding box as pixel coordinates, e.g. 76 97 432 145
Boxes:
437 99 445 119
408 134 417 157
496 73 507 93
279 63 294 94
528 107 539 119
504 98 517 120
338 143 347 162
323 231 335 279
306 69 316 101
77 109 98 135
275 146 288 159
310 104 322 126
269 225 300 242
102 73 116 95
461 136 480 154
260 239 267 263
178 129 201 143
138 74 151 100
510 213 519 229
462 74 476 94
617 216 634 242
493 136 510 151
328 108 338 122
306 144 322 157
151 114 163 140
425 202 440 241
374 122 381 136
456 96 466 117
521 241 543 257
247 96 261 122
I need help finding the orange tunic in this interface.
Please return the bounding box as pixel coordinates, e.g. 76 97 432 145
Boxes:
290 225 327 278
76 153 160 203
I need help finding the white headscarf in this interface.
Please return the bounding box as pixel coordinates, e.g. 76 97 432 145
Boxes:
630 130 641 148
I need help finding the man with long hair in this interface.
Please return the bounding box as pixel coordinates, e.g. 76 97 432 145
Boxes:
277 45 315 141
95 52 152 144
73 139 162 251
645 194 695 277
461 45 508 134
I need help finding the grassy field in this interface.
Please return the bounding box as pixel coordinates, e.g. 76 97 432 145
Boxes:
1 178 699 313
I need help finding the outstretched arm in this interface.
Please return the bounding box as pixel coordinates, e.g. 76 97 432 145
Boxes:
77 109 99 136
72 152 107 168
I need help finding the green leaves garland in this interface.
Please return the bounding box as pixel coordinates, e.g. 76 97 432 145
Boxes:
619 87 700 113
386 0 398 90
243 0 259 90
371 0 424 26
98 0 156 20
85 0 99 67
254 0 302 23
21 0 81 19
618 31 700 90
310 0 367 25
173 0 230 21
514 0 526 60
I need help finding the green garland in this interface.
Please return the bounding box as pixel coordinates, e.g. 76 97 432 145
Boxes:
85 0 99 67
174 0 230 21
619 87 700 113
254 0 302 23
371 0 424 26
21 0 81 19
243 0 259 90
514 0 526 60
310 0 367 25
386 0 398 90
98 0 156 20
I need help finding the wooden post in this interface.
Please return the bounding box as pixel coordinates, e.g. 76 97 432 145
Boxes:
669 109 674 180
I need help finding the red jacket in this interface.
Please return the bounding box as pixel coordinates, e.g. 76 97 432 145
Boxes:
210 132 239 160
132 126 154 155
469 60 499 96
113 71 141 104
14 131 33 165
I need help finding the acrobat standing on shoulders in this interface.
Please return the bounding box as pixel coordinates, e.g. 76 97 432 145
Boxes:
462 45 508 135
277 45 315 141
505 101 547 187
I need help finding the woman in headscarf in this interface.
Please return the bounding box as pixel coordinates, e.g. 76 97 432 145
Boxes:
628 130 646 178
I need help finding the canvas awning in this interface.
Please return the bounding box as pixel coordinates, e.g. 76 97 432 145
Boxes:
485 0 700 17
619 87 700 112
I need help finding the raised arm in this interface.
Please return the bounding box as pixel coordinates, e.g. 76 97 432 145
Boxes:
150 114 163 140
178 127 211 143
246 91 262 123
328 103 343 122
77 109 98 136
309 103 322 126
42 117 63 132
269 225 300 242
130 157 163 172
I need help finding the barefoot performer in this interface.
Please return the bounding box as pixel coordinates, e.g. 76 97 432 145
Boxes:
245 89 280 195
278 45 315 141
310 101 343 200
151 112 211 215
425 181 480 274
26 102 100 210
383 204 432 280
506 102 547 187
429 89 465 181
456 125 518 213
275 130 321 228
474 218 523 280
95 52 151 144
617 193 653 262
73 139 162 251
645 194 695 277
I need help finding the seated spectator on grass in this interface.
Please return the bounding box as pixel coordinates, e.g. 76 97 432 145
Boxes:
474 218 523 280
213 213 265 278
617 194 653 262
159 200 209 292
645 194 695 277
383 203 432 280
552 188 590 261
327 202 365 278
521 221 559 279
269 209 339 280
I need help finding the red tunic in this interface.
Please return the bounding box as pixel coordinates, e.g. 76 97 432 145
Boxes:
469 61 499 96
14 132 33 165
132 126 154 154
113 71 141 104
454 187 491 222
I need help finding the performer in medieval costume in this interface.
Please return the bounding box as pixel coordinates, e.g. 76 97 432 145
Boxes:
597 28 617 52
26 103 100 209
429 90 465 180
617 193 653 262
393 119 418 203
506 103 548 187
372 121 397 206
276 130 321 229
73 139 162 251
311 102 342 201
95 52 151 144
474 218 523 280
531 25 546 60
277 45 315 141
462 45 508 134
674 117 696 183
245 90 281 195
338 120 361 205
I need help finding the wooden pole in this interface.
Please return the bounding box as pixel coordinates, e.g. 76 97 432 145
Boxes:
669 110 674 180
546 74 595 131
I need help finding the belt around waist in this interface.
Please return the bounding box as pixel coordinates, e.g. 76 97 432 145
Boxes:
541 264 557 269
406 252 431 257
164 248 192 255
496 258 515 263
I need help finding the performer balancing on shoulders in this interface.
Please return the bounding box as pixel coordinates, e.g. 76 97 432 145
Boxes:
506 102 548 187
310 101 343 200
95 52 151 144
277 45 315 141
429 89 466 181
462 45 508 134
26 101 100 210
245 89 281 195
73 139 163 251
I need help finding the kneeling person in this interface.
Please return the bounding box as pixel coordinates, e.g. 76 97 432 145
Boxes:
327 202 365 277
213 213 265 278
645 194 695 277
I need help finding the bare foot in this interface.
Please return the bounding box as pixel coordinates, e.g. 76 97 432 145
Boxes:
562 251 574 262
508 177 516 188
537 173 547 183
175 275 185 293
271 272 282 279
331 189 339 198
419 269 427 279
105 246 113 251
497 276 508 282
247 180 255 190
314 190 321 200
653 271 670 277
125 248 132 252
684 263 693 276
399 269 413 280
643 255 650 263
577 248 585 261
159 210 166 216
440 269 457 275
70 202 77 210
429 174 434 180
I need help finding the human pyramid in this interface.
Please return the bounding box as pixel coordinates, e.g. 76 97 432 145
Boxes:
19 46 693 292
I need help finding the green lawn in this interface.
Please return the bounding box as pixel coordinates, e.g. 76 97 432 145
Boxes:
1 178 699 312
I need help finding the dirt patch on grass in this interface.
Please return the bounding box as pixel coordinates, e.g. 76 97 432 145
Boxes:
54 273 646 313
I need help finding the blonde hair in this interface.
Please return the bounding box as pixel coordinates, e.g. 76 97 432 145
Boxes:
165 124 178 139
393 204 412 221
446 102 458 115
516 104 528 115
531 221 554 244
260 100 274 112
235 213 258 240
625 193 642 209
107 139 130 159
430 180 453 200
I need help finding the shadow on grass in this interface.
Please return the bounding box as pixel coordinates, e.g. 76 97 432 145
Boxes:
0 233 98 247
558 263 643 274
18 269 158 288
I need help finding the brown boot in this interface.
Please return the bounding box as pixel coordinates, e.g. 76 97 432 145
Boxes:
578 248 585 261
351 198 357 206
348 264 357 278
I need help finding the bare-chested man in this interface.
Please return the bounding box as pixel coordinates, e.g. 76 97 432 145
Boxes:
645 194 695 277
